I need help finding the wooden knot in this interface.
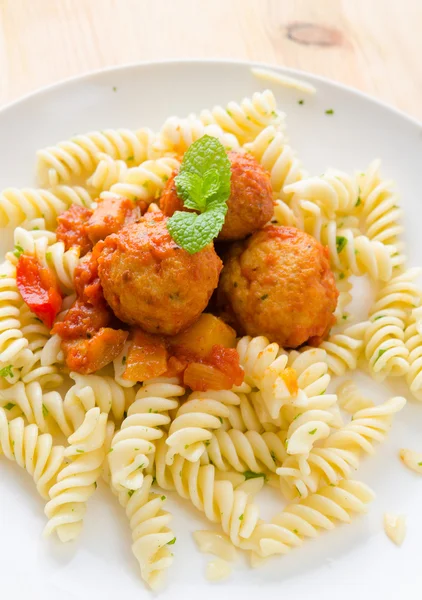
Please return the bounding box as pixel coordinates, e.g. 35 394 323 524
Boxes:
286 22 343 47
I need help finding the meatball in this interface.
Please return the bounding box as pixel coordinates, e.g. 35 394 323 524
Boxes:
218 226 339 348
97 211 222 336
160 151 274 241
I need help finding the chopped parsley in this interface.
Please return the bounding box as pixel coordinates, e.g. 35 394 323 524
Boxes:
167 537 176 545
298 99 304 105
355 196 362 207
76 449 85 453
243 470 266 481
161 495 166 501
309 428 317 435
260 294 269 301
339 272 345 280
375 348 387 362
239 514 244 521
42 404 49 418
112 86 117 92
336 236 347 254
126 155 134 161
0 365 14 378
218 416 223 424
373 315 385 321
325 109 334 115
128 490 135 497
13 244 24 259
3 402 16 411
108 447 114 453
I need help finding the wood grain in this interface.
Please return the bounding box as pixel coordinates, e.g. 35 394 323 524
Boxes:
0 0 421 120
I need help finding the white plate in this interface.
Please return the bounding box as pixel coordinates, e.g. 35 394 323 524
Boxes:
1 60 422 600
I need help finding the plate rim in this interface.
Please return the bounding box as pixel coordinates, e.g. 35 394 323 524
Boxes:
0 58 421 130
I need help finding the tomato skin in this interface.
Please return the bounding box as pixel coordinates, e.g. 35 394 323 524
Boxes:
16 255 62 328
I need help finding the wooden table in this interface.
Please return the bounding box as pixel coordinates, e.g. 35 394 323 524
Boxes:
0 0 421 120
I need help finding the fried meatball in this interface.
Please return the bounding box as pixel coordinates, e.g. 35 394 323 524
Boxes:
218 226 339 348
160 151 274 241
97 211 222 336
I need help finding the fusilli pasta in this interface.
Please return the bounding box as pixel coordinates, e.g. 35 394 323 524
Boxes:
0 407 65 499
44 407 108 542
36 127 156 187
199 90 282 144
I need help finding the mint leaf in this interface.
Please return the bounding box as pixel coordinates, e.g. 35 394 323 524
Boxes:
167 207 227 255
0 365 13 378
168 135 231 253
176 171 206 211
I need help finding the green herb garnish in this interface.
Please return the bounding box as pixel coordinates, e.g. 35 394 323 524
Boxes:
325 109 334 115
13 244 24 259
42 404 49 418
243 470 266 481
298 99 304 105
375 348 387 362
336 236 347 254
0 365 14 378
167 136 231 254
167 537 176 545
309 428 317 435
128 490 135 497
3 402 15 411
239 514 244 521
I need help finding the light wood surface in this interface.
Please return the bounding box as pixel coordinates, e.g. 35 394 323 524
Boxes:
0 0 421 120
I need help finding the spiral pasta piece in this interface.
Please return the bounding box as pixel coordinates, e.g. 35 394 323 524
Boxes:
63 372 135 431
0 185 93 229
237 336 297 421
36 127 156 186
222 392 279 434
44 407 108 542
327 396 406 454
336 380 374 414
153 115 240 156
0 260 29 366
102 157 180 204
244 126 305 197
287 348 330 397
201 427 287 474
165 389 241 465
334 271 353 322
363 269 421 379
108 379 184 491
116 474 175 590
0 407 65 499
199 90 282 144
319 222 396 281
277 446 360 500
358 160 404 253
318 322 368 376
0 380 71 437
285 405 334 456
13 305 63 389
87 154 129 192
404 306 422 400
284 169 359 219
159 442 260 548
249 480 374 557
